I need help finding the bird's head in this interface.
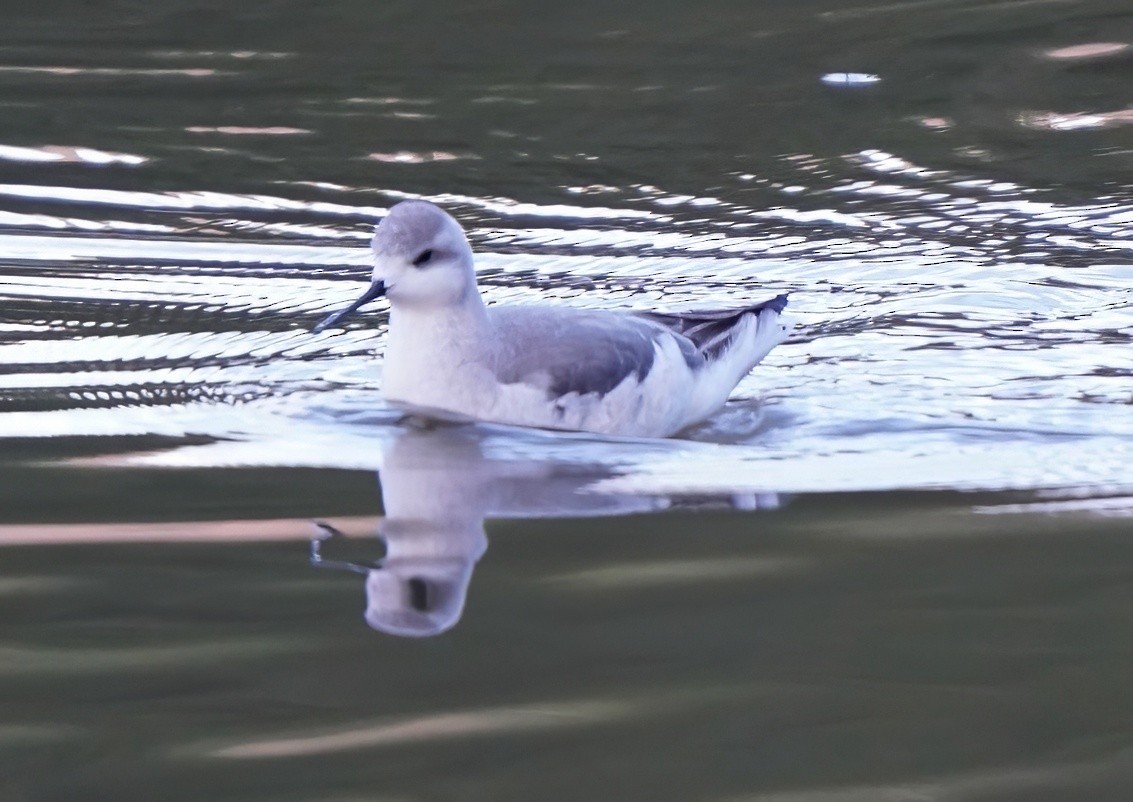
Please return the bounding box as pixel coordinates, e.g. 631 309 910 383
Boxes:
314 200 476 331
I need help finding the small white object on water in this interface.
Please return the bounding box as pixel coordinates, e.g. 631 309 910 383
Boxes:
821 72 881 87
313 200 792 438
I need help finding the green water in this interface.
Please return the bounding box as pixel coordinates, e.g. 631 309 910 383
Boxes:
4 483 1133 800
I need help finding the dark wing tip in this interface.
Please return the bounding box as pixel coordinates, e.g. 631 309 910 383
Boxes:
763 293 789 314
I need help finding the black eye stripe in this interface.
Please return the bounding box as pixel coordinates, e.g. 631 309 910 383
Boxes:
412 249 434 267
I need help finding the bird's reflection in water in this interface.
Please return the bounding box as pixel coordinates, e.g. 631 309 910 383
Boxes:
312 421 777 637
311 510 487 638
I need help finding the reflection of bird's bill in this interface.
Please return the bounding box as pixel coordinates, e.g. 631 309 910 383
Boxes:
309 521 383 575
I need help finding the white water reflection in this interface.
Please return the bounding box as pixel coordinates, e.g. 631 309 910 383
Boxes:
185 126 311 135
1022 108 1133 132
0 145 147 165
819 72 880 87
0 66 223 77
1044 42 1131 60
0 184 389 218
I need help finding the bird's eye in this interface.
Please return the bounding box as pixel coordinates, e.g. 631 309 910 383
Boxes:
412 249 434 267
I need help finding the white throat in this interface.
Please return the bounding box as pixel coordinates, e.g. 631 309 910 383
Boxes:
381 287 496 412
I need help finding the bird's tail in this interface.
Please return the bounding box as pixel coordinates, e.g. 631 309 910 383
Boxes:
680 301 791 427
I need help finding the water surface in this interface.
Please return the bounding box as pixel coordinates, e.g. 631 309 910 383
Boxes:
2 1 1133 799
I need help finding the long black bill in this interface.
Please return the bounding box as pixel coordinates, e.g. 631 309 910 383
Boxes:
312 280 386 333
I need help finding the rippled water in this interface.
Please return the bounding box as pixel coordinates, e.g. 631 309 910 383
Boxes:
3 2 1133 799
4 137 1131 492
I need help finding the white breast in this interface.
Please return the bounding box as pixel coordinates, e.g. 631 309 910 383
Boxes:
382 305 499 416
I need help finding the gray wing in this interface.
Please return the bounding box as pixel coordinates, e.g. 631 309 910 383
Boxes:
490 307 703 398
636 293 788 360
